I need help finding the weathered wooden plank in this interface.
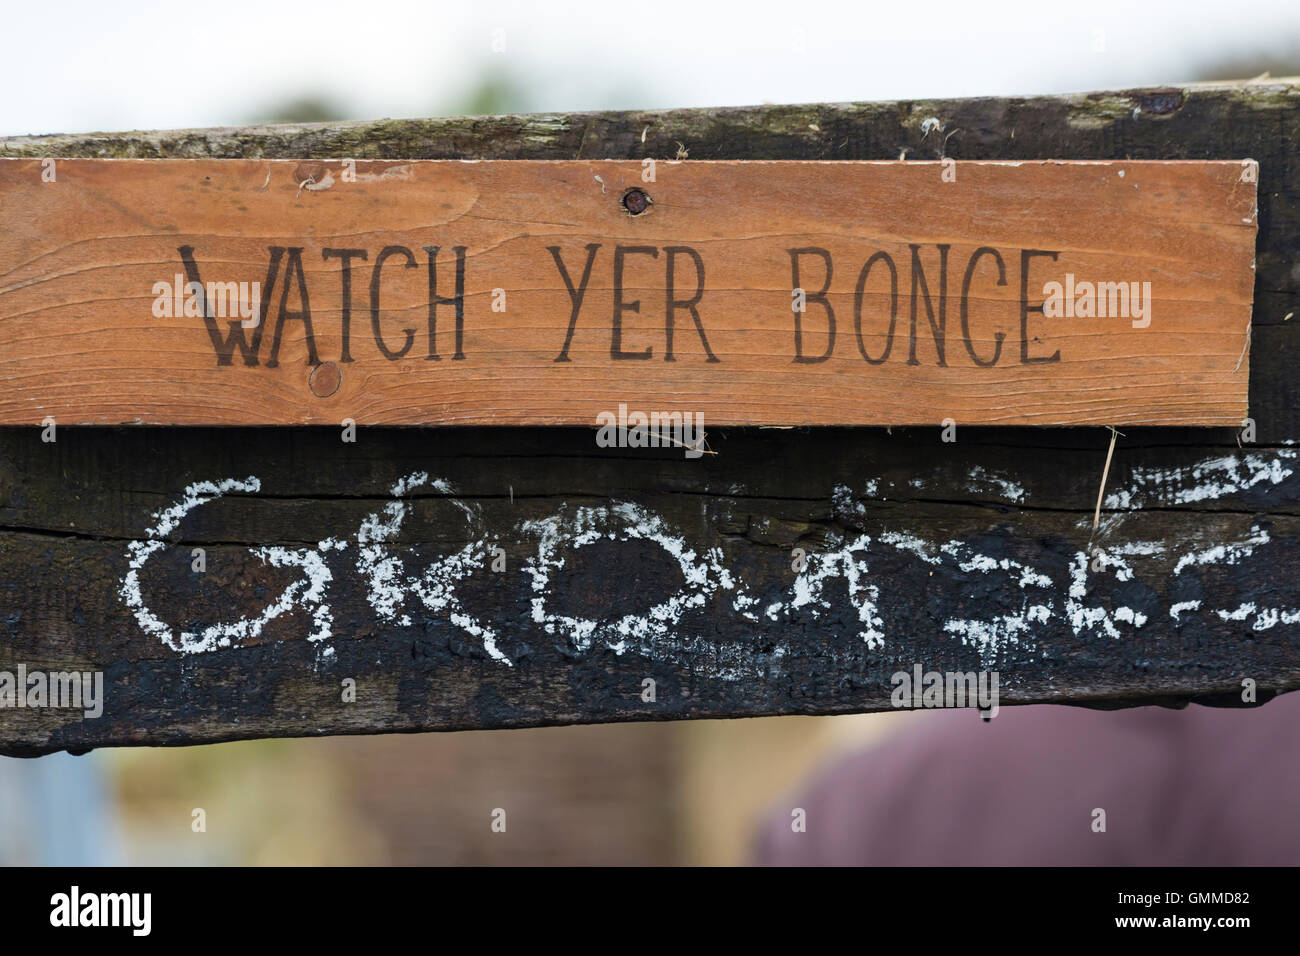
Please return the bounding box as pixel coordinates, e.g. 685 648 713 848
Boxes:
2 425 1298 757
0 80 1297 755
0 158 1255 426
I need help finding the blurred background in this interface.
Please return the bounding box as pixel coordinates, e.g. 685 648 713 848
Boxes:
2 0 1298 135
1 0 1297 864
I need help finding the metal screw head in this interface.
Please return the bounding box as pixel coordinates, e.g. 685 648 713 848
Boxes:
622 188 650 215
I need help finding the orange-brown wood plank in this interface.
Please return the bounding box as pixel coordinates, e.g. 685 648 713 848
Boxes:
0 158 1256 426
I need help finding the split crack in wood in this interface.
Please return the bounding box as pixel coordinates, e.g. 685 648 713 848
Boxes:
1092 425 1123 542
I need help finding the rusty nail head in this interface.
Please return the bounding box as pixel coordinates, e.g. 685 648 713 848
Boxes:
623 188 650 215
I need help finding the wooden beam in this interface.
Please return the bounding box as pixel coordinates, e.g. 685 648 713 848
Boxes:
0 81 1297 755
0 158 1255 426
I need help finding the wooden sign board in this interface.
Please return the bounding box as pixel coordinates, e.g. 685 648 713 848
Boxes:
0 158 1256 427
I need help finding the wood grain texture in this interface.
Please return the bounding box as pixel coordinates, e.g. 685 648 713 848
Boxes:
0 80 1297 755
0 158 1256 426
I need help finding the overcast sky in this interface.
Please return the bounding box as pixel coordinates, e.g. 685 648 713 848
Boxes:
2 0 1298 136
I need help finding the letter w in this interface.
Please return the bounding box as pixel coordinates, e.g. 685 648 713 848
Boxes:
179 246 282 366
